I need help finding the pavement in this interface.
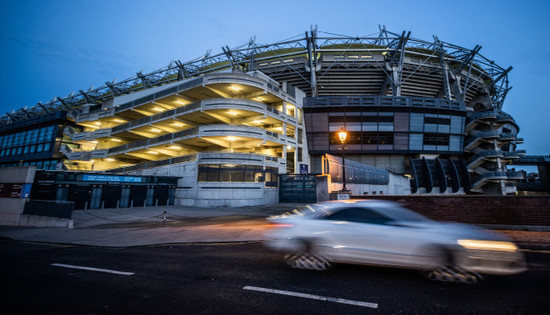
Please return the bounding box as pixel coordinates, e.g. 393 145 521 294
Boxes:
0 203 549 250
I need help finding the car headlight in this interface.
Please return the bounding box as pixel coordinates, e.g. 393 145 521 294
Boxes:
457 239 518 252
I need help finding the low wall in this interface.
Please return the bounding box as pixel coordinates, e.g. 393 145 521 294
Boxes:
353 195 550 226
23 200 74 219
18 214 74 228
0 198 27 226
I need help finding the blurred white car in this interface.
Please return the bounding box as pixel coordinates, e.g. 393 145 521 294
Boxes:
264 200 526 283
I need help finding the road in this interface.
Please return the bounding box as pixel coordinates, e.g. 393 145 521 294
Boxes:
1 239 549 314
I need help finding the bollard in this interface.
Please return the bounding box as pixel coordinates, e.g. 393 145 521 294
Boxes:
163 210 167 228
84 201 88 210
130 200 134 208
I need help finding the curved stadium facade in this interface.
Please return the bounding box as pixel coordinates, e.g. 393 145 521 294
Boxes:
0 27 527 206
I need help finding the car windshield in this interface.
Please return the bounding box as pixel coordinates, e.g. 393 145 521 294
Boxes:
375 205 431 223
272 203 331 219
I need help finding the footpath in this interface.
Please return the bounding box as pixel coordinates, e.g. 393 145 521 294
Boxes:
0 203 549 250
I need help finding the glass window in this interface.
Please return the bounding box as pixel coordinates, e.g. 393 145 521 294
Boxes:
219 166 231 181
323 207 391 225
409 133 423 150
207 165 220 181
46 126 55 140
6 134 14 147
450 135 462 151
423 133 449 146
410 113 424 132
230 167 244 182
450 116 463 134
37 144 44 152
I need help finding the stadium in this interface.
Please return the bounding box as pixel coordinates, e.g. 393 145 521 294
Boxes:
0 27 535 208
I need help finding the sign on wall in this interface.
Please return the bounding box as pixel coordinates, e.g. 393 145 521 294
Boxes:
82 175 143 183
0 183 32 198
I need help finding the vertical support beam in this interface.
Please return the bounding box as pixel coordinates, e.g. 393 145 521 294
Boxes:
409 157 419 194
79 90 95 104
105 81 121 96
422 157 433 193
175 60 191 80
434 36 452 100
37 102 51 112
306 26 318 97
136 72 152 88
247 36 256 72
384 31 410 96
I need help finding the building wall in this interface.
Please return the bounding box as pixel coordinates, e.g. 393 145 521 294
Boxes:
137 152 281 207
329 172 410 196
354 195 550 226
304 96 466 156
0 111 70 170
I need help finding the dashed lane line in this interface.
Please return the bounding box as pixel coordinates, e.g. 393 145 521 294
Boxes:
243 285 378 309
51 263 134 276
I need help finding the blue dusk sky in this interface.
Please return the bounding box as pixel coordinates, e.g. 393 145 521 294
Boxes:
1 0 549 168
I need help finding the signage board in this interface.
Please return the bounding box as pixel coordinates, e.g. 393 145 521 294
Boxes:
82 174 143 183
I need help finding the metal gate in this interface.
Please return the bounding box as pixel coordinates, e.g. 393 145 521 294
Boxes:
279 174 317 203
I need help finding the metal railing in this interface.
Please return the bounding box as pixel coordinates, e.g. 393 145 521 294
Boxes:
304 95 465 111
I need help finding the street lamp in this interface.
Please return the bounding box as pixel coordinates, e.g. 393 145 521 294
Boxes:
338 127 348 191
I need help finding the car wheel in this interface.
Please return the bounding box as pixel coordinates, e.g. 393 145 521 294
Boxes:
423 248 483 284
284 240 331 271
424 266 483 284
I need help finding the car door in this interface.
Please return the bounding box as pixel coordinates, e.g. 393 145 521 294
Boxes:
321 207 396 265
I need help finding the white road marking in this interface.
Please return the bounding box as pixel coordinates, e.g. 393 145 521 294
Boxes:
243 285 378 309
51 263 134 276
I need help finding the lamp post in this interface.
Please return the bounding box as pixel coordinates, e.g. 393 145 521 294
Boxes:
337 127 348 191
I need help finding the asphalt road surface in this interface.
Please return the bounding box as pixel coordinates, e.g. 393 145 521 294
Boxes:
1 239 549 314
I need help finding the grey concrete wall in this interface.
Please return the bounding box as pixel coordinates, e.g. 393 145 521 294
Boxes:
316 175 330 202
0 198 27 225
0 166 36 226
327 172 410 196
0 166 36 184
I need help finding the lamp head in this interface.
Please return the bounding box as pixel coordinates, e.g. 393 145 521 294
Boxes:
338 127 347 144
